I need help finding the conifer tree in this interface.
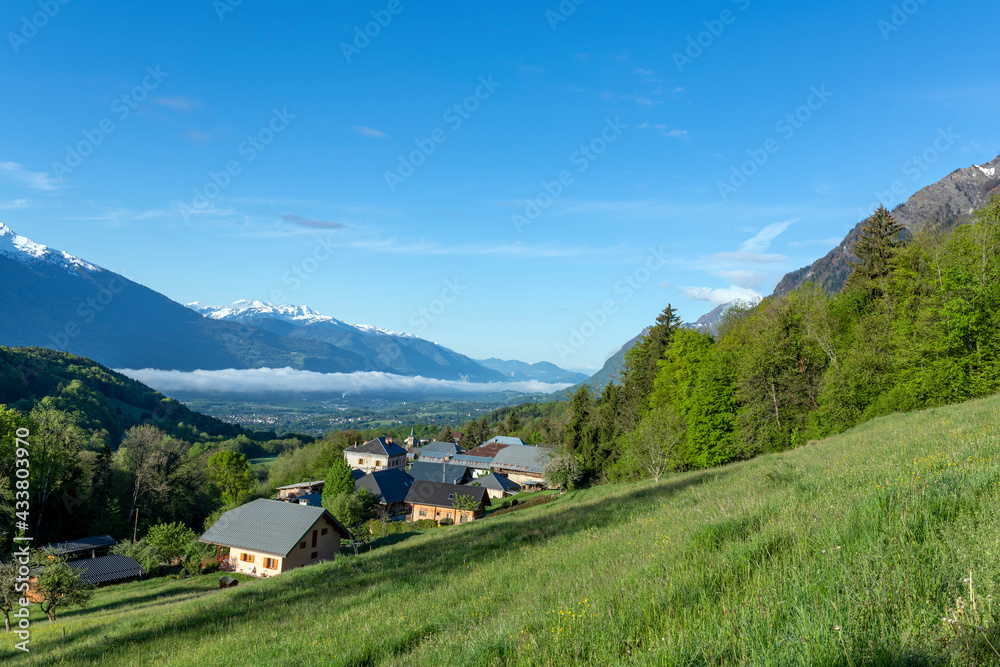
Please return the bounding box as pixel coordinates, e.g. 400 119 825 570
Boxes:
844 205 906 295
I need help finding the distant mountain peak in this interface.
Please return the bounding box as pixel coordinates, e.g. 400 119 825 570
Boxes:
772 153 1000 297
187 300 419 338
0 222 100 277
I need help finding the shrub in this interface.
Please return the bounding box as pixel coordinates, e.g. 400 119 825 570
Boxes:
438 517 454 526
414 519 438 530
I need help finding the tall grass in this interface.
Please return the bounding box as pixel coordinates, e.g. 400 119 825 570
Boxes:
7 394 1000 665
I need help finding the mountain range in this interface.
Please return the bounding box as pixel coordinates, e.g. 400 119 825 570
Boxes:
0 224 580 384
773 155 1000 296
573 155 1000 395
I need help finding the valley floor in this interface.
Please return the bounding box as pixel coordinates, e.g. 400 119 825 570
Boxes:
7 394 1000 665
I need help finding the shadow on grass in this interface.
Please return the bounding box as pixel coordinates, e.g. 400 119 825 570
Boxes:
34 472 727 665
59 583 219 619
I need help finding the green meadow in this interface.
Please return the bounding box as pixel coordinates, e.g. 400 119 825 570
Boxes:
6 394 1000 665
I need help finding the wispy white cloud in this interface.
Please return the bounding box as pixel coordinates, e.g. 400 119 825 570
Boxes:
118 367 572 398
0 198 31 209
709 269 772 289
340 236 605 259
712 251 786 264
184 130 212 142
680 285 761 305
154 96 203 112
637 123 688 139
738 218 798 254
351 126 389 139
0 162 59 191
282 214 347 230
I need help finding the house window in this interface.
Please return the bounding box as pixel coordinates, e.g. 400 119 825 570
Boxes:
448 494 454 500
311 551 318 560
263 557 277 569
300 542 306 549
240 553 255 563
446 513 452 518
312 530 318 548
375 460 381 467
418 509 426 517
321 528 328 536
358 458 363 464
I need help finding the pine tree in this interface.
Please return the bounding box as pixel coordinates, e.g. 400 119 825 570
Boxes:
844 205 906 295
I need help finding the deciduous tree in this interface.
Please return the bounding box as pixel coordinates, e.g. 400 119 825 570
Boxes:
32 555 93 622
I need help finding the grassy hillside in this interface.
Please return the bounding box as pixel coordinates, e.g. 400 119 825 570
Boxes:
8 393 1000 665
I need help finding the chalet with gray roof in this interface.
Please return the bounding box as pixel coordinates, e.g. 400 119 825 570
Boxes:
490 445 554 490
483 436 527 447
276 480 324 501
69 554 146 587
416 441 464 464
43 535 116 560
200 499 351 578
355 468 414 514
405 480 489 524
408 461 473 485
344 437 408 473
470 472 521 499
450 454 494 478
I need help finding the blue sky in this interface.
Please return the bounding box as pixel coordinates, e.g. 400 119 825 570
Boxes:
1 0 998 373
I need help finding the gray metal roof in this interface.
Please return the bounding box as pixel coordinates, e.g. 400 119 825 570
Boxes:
405 480 488 509
470 472 520 492
200 499 350 556
295 493 324 507
276 480 324 490
418 441 464 455
44 535 116 557
450 454 494 469
345 437 408 457
408 461 471 485
68 554 145 586
484 436 527 447
490 445 554 474
355 469 414 505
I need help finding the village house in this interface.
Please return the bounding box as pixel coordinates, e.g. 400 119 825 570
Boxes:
408 461 473 485
490 445 554 490
344 437 408 473
405 480 489 525
462 440 512 460
449 453 494 478
470 472 521 499
276 480 325 501
200 499 351 577
416 440 464 464
355 468 414 515
482 436 527 447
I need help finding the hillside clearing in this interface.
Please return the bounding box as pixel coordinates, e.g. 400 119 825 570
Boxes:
7 394 1000 665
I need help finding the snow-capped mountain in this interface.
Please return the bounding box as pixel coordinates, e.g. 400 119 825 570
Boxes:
188 300 418 339
0 222 100 276
0 224 430 375
184 299 503 381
